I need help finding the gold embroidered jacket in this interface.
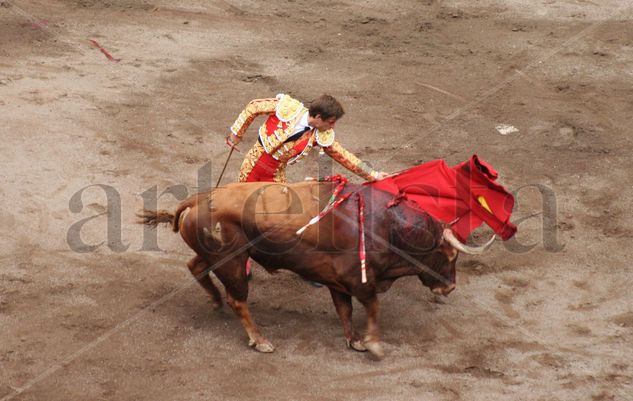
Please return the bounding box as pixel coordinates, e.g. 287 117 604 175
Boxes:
230 94 379 181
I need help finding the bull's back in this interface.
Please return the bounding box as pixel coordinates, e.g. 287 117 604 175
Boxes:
210 181 326 229
210 181 365 251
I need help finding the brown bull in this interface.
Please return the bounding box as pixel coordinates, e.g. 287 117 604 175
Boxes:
138 180 493 359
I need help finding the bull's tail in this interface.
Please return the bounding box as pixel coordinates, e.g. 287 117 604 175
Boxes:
137 193 208 233
170 193 205 232
171 196 197 233
136 209 175 229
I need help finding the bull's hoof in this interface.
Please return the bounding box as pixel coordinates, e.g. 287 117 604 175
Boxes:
255 342 275 353
248 339 275 353
364 340 384 360
346 338 367 352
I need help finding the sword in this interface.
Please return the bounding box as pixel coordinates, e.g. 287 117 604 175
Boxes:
215 145 236 188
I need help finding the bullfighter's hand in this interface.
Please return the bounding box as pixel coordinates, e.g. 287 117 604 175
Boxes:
375 171 389 180
225 135 241 151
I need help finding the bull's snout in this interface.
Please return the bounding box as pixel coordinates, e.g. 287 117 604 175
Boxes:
431 282 456 296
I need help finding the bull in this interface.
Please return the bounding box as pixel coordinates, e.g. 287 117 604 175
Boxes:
138 180 493 359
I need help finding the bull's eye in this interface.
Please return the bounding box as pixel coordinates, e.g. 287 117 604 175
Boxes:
441 246 457 262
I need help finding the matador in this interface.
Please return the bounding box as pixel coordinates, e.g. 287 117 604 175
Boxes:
226 93 388 183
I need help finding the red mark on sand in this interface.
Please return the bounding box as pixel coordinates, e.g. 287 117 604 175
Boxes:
30 19 48 29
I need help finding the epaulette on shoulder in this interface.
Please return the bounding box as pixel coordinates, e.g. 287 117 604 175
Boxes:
275 94 304 122
316 129 335 147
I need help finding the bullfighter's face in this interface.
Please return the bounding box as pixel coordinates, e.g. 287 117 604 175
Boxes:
311 114 337 131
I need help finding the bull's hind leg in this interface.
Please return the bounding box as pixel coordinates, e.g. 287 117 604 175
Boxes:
212 256 275 353
187 255 222 310
329 289 366 352
225 292 275 353
359 295 384 360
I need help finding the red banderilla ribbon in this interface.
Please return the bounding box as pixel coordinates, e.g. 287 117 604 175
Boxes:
357 193 367 283
89 39 121 62
295 175 368 284
295 175 349 235
295 192 351 235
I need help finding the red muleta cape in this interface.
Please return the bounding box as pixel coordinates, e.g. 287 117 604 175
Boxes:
370 155 517 242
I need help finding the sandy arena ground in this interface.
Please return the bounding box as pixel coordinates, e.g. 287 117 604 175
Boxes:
1 0 633 400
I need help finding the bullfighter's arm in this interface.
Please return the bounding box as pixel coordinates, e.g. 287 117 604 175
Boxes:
229 98 279 142
323 141 380 182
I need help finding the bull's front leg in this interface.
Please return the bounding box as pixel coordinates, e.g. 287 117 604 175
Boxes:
359 295 384 360
329 289 366 352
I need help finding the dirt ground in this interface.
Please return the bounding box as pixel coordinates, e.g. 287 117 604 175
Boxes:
1 0 633 400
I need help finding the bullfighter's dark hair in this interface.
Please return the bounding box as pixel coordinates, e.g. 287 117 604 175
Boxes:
308 94 345 120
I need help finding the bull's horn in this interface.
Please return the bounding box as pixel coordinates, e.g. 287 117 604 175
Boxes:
443 229 496 255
